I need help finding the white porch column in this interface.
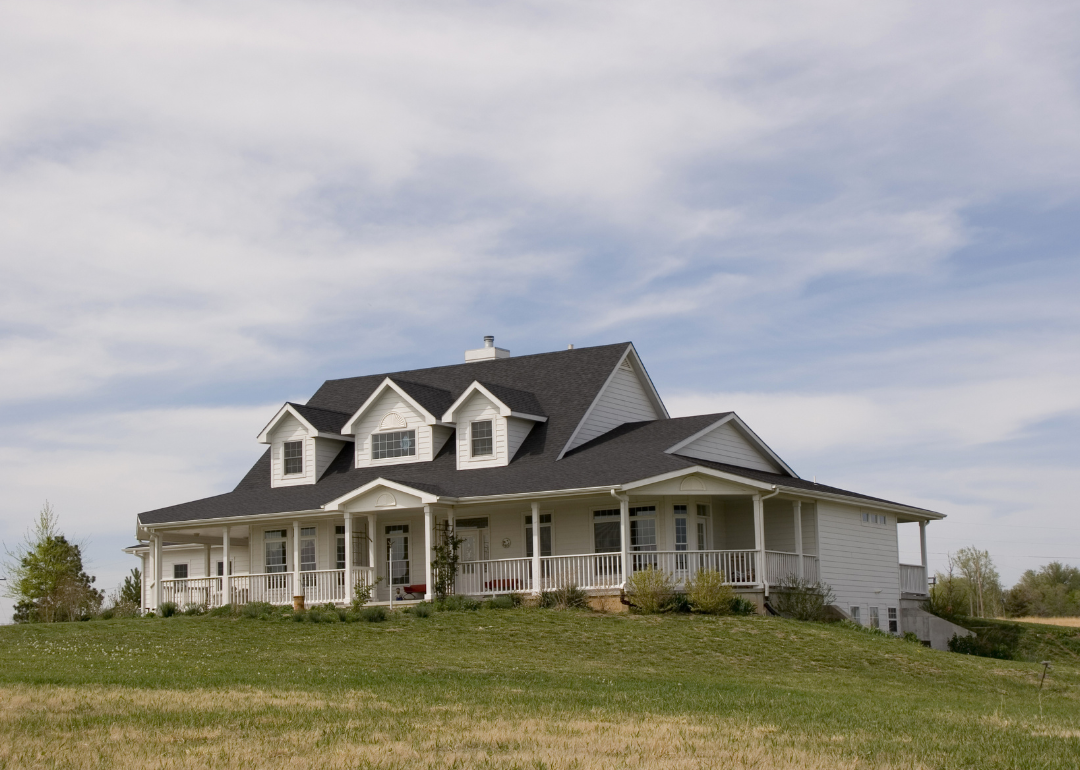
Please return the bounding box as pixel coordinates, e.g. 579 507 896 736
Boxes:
531 501 541 595
753 494 765 587
151 533 162 611
203 544 212 580
619 495 630 585
793 501 803 579
424 505 434 601
344 512 354 603
221 526 231 605
919 520 929 592
367 514 377 582
292 521 301 602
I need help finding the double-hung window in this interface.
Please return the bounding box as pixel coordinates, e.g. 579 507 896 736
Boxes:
300 527 317 572
696 504 710 550
265 529 288 573
629 506 656 552
673 505 688 571
372 430 416 460
888 607 898 634
850 605 862 625
593 509 621 554
471 420 493 457
283 441 303 475
869 606 880 630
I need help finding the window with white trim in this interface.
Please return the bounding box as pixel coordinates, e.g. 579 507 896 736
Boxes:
216 561 232 576
525 513 552 557
850 605 861 624
861 512 886 526
173 564 188 579
372 430 416 460
629 505 657 552
283 441 303 475
300 527 317 572
593 509 621 553
471 420 493 457
265 529 287 573
888 607 898 634
696 504 710 550
869 606 880 630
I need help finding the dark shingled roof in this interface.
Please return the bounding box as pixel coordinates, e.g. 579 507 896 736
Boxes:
476 382 545 417
287 403 351 434
390 380 455 420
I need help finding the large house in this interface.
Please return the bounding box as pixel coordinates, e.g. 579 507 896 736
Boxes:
127 338 942 636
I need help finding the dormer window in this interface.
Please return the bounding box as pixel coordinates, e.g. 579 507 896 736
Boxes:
283 441 303 475
372 430 416 460
471 421 493 456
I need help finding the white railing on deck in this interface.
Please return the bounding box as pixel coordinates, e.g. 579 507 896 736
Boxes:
456 557 533 595
764 551 801 585
539 553 622 591
351 567 377 591
244 572 293 605
299 569 346 604
802 554 820 583
161 577 219 608
900 563 928 594
629 550 758 586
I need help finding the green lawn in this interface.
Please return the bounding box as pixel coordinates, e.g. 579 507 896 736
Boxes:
1 609 1078 769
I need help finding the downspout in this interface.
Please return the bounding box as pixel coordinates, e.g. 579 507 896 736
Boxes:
758 486 780 598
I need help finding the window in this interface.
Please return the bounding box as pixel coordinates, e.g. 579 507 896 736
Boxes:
593 509 621 553
630 505 656 552
888 607 898 634
300 527 317 572
173 564 188 579
861 512 886 526
216 561 232 576
385 524 410 585
850 605 861 624
336 525 346 570
471 420 493 457
673 506 688 552
525 513 552 557
265 529 287 573
869 606 880 630
283 441 303 475
372 430 416 460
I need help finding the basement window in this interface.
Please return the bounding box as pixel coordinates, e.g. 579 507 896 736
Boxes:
283 441 303 475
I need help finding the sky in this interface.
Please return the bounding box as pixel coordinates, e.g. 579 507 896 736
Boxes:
1 1 1078 622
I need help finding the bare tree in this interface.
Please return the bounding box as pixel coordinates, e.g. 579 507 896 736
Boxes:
950 547 1002 618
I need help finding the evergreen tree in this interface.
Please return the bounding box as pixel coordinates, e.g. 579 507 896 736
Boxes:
3 502 103 622
119 568 142 607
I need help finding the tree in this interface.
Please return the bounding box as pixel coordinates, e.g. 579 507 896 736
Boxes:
1003 562 1080 618
119 568 142 607
3 502 103 622
950 547 1003 618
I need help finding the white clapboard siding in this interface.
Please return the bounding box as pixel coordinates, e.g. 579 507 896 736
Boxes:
674 421 780 473
314 438 346 480
718 498 756 550
353 390 433 467
816 501 901 622
506 416 534 461
568 362 660 451
270 414 315 487
763 500 797 552
456 391 508 469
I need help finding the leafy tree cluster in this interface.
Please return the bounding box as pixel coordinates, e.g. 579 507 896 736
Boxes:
3 503 103 622
1002 562 1080 618
928 546 1004 619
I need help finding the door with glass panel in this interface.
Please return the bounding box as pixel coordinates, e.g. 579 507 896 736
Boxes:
385 525 410 591
673 505 689 581
263 529 289 602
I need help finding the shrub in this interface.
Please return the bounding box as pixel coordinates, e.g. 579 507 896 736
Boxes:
625 568 674 614
485 595 516 610
109 600 140 619
143 610 156 619
729 597 757 616
241 602 275 619
539 584 589 610
96 608 115 620
350 577 383 612
772 575 836 621
158 602 178 618
361 606 388 622
685 569 735 615
436 595 480 612
182 603 205 616
291 609 307 622
903 632 922 644
208 604 233 617
412 602 434 618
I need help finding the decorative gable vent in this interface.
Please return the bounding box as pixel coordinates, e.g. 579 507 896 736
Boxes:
619 358 633 371
379 412 407 430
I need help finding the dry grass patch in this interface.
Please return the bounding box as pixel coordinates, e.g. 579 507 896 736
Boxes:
0 685 903 770
1005 617 1080 628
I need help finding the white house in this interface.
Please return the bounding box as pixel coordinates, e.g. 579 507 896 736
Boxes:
126 338 941 637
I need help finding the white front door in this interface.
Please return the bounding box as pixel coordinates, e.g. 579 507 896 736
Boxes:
459 530 480 563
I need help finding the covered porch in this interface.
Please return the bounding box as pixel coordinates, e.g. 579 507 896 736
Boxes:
148 471 822 610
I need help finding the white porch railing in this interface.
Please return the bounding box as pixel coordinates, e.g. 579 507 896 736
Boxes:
761 551 821 586
243 572 294 605
299 570 346 604
160 577 220 608
539 553 623 591
628 551 759 587
802 554 820 584
900 563 928 594
456 556 533 595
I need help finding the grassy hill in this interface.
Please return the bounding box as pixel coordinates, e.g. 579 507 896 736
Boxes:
1 608 1078 769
